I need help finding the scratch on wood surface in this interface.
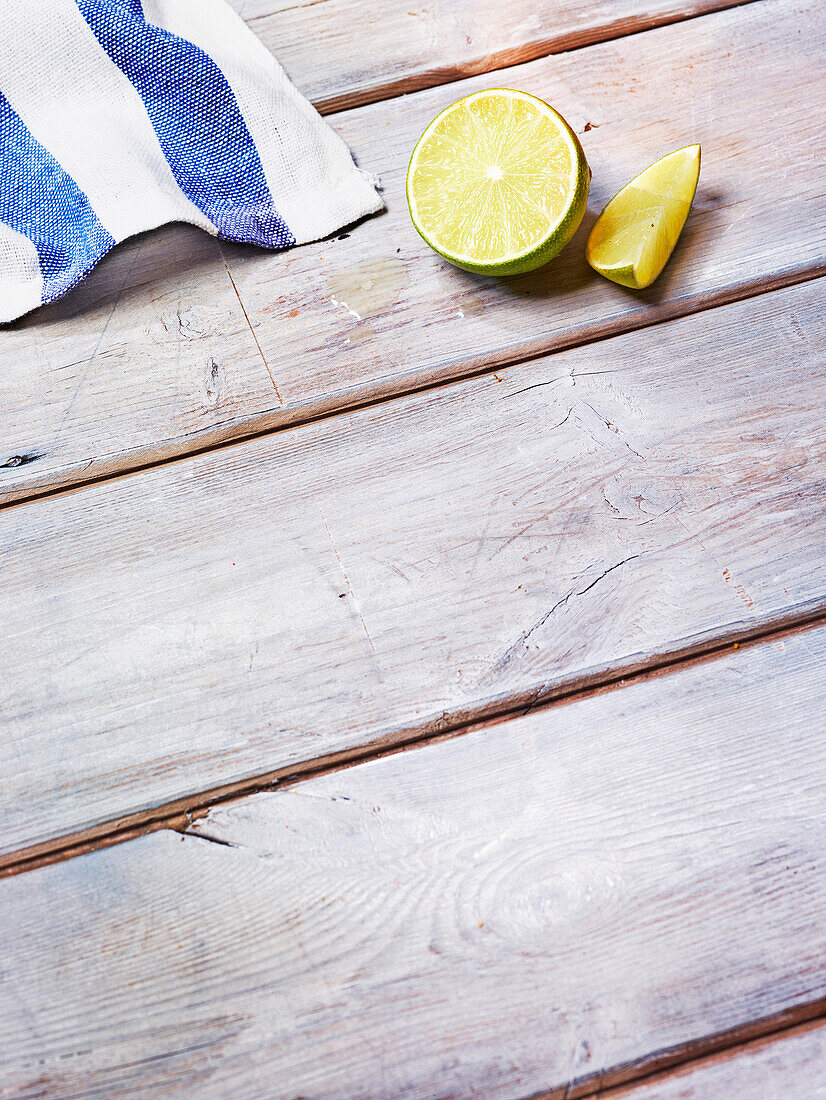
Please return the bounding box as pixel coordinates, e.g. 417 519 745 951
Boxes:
487 551 650 679
503 376 569 400
722 568 756 611
582 401 644 459
468 517 495 581
386 560 410 581
675 514 757 613
602 485 623 516
635 496 685 527
320 508 376 654
51 238 145 446
249 0 331 21
556 406 575 432
484 513 560 564
220 253 283 405
573 368 619 380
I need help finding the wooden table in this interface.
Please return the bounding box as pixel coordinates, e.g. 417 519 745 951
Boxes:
1 1 825 1096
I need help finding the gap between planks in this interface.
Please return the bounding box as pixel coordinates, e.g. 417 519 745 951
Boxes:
262 0 763 116
4 0 823 506
536 1009 826 1100
2 605 823 880
4 0 825 507
1 7 820 1089
3 620 826 1099
3 276 823 871
2 264 822 516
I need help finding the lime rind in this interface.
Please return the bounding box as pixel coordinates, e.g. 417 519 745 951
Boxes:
586 144 701 289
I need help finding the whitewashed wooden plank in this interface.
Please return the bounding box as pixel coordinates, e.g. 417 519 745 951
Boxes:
0 225 278 484
2 0 823 505
2 626 825 1099
0 279 823 859
605 1021 826 1100
232 0 751 113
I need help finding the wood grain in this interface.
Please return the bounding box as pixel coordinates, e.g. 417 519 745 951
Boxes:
2 0 824 505
231 0 753 113
603 1019 826 1100
1 279 824 859
2 625 825 1099
0 228 273 495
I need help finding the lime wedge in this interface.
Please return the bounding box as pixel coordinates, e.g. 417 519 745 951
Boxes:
586 144 701 289
407 89 589 276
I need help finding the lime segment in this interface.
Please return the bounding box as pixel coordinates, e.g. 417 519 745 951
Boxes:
586 144 701 289
407 89 589 276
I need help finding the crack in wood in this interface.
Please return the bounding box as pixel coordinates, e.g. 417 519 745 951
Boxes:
3 606 823 881
487 550 650 679
320 507 377 654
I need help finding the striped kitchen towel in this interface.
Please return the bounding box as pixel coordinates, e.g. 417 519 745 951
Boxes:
0 0 383 323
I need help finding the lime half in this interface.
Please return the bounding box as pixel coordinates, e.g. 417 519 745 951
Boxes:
407 89 589 276
587 144 701 289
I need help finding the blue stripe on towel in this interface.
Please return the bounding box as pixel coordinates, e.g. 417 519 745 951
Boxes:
0 91 114 304
77 0 295 249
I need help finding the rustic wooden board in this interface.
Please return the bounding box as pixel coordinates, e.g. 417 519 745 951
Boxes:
230 0 752 113
1 279 824 859
2 0 824 505
2 626 825 1099
0 228 273 494
606 1020 826 1100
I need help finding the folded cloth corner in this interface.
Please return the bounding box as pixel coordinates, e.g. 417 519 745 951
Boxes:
0 0 384 322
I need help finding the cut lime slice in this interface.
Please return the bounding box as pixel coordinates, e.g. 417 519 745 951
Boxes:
407 89 589 276
586 144 701 289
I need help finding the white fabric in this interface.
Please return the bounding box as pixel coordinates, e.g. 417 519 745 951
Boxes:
0 0 212 242
143 0 383 243
0 0 383 321
0 222 43 319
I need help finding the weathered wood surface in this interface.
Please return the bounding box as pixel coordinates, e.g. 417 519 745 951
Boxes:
1 280 824 859
2 0 824 505
606 1020 826 1100
2 626 825 1099
230 0 752 113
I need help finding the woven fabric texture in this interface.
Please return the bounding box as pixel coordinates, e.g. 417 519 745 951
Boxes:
0 0 383 321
